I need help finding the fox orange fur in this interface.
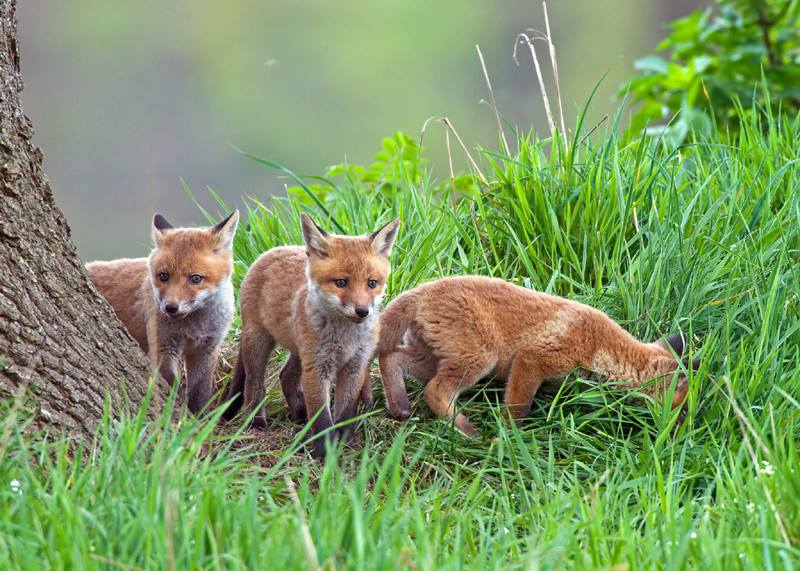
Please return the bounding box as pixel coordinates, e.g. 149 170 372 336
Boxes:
223 213 400 458
376 276 695 435
86 211 239 413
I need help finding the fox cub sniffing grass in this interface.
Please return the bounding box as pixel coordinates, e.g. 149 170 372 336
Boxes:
377 276 697 435
223 213 400 458
86 211 239 414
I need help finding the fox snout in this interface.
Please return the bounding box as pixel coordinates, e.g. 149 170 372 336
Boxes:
347 303 372 323
158 292 204 318
344 302 372 322
160 298 193 318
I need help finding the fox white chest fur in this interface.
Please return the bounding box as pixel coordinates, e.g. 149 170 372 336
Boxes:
304 287 377 379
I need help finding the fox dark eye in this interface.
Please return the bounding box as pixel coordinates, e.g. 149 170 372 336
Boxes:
189 275 203 285
367 279 378 289
334 279 348 288
158 272 169 282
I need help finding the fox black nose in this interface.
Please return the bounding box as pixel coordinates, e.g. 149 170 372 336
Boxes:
355 306 370 318
165 303 179 314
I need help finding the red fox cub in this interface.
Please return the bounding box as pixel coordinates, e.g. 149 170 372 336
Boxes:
377 276 696 435
86 211 239 414
223 213 399 458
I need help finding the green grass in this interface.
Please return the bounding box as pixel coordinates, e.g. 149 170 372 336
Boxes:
2 107 800 569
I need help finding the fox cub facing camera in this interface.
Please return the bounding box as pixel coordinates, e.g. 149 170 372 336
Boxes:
377 276 697 435
86 211 239 413
223 213 399 458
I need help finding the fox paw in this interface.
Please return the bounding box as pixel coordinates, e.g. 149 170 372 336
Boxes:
250 415 269 431
389 408 412 421
335 426 362 450
309 438 329 461
455 414 478 438
286 406 308 423
359 393 375 412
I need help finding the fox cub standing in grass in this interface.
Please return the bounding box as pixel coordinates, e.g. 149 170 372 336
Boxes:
86 211 239 414
223 213 399 458
377 276 696 435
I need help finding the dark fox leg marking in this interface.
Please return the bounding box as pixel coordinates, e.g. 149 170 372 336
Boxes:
279 353 306 422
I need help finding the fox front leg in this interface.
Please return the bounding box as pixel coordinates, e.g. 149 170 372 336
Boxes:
157 345 181 391
146 314 178 387
152 319 184 392
379 342 438 420
300 365 335 460
333 356 369 446
184 348 216 415
279 353 306 422
358 366 374 411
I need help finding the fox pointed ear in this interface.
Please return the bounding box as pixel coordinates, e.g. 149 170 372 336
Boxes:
661 332 686 356
370 218 400 258
211 210 239 250
300 213 330 258
152 213 174 244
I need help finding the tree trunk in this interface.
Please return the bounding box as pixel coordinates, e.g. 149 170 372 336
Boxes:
0 0 164 437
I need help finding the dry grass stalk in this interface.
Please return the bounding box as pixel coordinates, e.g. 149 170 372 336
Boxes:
542 1 567 147
419 116 489 187
513 31 557 143
476 44 511 156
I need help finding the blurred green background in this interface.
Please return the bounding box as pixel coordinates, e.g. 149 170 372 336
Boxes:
18 0 699 260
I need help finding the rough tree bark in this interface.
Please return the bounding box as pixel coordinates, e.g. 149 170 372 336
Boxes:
0 0 164 437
